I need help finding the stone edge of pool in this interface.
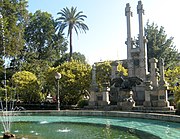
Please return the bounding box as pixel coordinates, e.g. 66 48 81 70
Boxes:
8 110 180 123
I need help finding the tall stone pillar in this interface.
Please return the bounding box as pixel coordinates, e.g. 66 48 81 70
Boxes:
159 58 166 86
157 58 170 107
149 58 159 88
125 3 133 77
143 81 153 107
111 61 118 79
89 64 98 106
91 64 98 88
137 1 148 80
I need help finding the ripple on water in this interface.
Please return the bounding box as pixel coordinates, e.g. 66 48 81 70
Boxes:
57 128 71 133
40 121 49 124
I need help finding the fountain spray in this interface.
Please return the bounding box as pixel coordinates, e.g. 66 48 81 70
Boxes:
0 1 15 138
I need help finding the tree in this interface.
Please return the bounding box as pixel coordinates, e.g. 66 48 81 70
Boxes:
96 61 112 91
117 63 128 76
21 10 69 94
46 60 91 105
11 71 42 102
21 60 50 92
24 10 67 64
0 0 28 70
145 21 180 69
96 61 128 91
56 7 89 61
22 10 68 90
53 52 87 66
165 66 180 104
0 58 4 81
0 0 28 100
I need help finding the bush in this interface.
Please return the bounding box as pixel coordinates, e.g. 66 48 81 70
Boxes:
168 98 175 107
177 100 180 110
77 99 88 108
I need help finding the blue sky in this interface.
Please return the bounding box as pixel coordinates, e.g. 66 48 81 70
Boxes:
28 0 180 65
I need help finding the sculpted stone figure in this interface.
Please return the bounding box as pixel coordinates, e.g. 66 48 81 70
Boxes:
110 76 143 90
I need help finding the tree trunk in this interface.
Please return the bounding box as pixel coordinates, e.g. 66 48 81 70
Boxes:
69 29 73 61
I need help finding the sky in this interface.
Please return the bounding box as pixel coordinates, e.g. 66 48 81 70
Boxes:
27 0 180 65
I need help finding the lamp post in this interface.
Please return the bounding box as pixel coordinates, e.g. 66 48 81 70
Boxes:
55 72 61 111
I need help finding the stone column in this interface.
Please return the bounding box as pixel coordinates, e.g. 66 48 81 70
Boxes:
89 63 98 106
157 58 170 107
137 1 144 47
111 61 118 79
143 81 153 107
149 58 159 88
149 58 159 107
125 3 133 77
91 63 98 91
98 82 110 106
159 58 166 86
102 85 110 105
137 1 148 80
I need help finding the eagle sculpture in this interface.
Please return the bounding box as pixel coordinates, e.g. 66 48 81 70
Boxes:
110 76 143 90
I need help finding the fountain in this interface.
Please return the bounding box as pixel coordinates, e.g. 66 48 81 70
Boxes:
0 9 16 139
0 111 179 139
0 1 180 139
0 101 16 139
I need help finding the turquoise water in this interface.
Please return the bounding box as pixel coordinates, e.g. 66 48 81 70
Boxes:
0 115 180 139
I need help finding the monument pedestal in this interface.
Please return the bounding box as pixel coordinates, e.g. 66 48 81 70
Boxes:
98 101 109 106
118 100 135 111
88 91 96 106
117 90 135 110
157 100 169 107
88 101 97 106
143 101 151 107
143 89 152 107
88 91 110 107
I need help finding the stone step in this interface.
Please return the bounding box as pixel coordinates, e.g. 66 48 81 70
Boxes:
133 106 174 111
132 106 175 114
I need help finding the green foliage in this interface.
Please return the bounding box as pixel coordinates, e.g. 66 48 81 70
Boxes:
175 89 180 104
0 0 28 58
145 21 180 69
177 100 180 110
96 61 112 91
54 52 87 66
117 63 128 76
77 99 88 108
96 61 128 91
21 60 50 91
0 82 16 101
56 7 89 60
71 52 87 64
11 71 42 102
0 58 4 81
24 10 67 63
165 66 180 103
46 60 91 105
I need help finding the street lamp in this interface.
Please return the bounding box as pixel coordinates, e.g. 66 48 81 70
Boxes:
55 72 61 111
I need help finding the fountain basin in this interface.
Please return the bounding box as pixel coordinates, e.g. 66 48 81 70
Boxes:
1 110 180 139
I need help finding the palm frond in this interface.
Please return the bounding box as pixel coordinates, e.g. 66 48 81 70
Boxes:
56 6 88 35
55 6 89 60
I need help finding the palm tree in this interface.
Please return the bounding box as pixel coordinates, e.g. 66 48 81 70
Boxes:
56 7 89 61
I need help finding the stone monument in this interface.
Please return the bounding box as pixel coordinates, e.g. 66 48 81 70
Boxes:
88 1 172 111
125 1 148 105
144 58 170 108
88 64 110 108
110 75 143 110
125 1 172 110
